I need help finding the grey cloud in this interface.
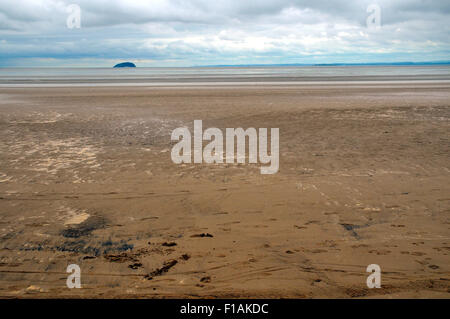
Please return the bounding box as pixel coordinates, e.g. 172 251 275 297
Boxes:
1 0 448 28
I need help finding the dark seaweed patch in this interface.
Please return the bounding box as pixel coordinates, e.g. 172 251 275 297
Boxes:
190 233 213 238
145 259 178 280
161 242 177 247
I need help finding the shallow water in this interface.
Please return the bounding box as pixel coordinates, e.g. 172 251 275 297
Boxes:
0 65 449 86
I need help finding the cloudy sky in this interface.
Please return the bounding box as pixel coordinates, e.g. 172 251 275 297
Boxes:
0 0 449 67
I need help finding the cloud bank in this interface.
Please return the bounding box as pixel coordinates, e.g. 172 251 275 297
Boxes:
0 0 449 66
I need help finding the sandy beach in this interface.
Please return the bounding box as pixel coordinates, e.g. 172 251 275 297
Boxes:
0 81 449 298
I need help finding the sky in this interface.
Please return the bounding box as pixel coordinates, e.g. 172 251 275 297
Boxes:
0 0 449 67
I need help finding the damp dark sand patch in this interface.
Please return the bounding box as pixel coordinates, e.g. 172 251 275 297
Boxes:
104 251 139 263
340 223 370 239
104 245 164 263
104 243 187 270
19 239 133 257
55 239 133 256
61 215 107 238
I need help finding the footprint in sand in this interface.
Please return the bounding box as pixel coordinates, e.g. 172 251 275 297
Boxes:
368 249 391 255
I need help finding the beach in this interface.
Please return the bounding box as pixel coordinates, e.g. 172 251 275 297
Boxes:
0 70 449 298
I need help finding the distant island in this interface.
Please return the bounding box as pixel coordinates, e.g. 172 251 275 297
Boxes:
113 62 136 68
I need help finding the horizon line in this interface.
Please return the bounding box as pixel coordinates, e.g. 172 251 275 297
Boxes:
1 61 450 69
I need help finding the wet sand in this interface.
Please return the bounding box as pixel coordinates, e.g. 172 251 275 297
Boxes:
0 82 449 298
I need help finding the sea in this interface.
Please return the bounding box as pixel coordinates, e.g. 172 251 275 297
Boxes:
0 65 449 86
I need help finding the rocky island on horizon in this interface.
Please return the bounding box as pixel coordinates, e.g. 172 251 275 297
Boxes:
113 62 136 68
